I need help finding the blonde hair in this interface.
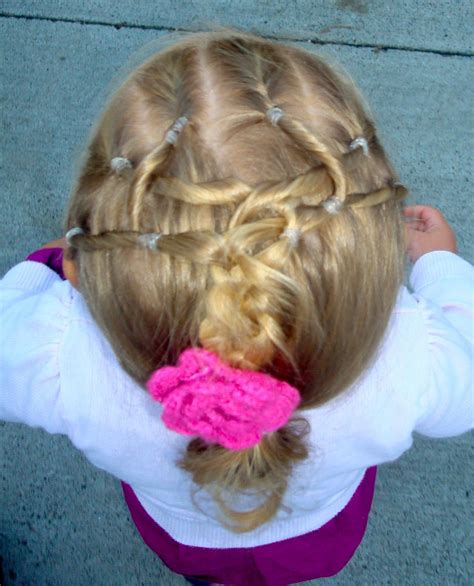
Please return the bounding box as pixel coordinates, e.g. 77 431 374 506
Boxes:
65 31 406 532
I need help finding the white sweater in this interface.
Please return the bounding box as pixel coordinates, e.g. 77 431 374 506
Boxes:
1 251 472 548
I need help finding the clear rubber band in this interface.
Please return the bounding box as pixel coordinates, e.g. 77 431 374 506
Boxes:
281 227 301 246
165 116 189 144
137 232 162 250
349 137 369 156
266 106 284 126
65 227 85 246
110 157 133 173
322 197 343 215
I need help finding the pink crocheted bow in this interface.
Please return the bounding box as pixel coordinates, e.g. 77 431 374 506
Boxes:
146 348 301 451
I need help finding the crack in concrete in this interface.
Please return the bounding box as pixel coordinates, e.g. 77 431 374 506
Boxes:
1 11 472 59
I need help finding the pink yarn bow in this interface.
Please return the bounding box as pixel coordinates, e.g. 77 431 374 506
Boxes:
146 348 301 451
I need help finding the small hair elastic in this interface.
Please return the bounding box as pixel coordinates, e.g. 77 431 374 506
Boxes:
281 227 301 247
322 196 343 215
266 106 284 126
110 157 133 173
165 116 189 145
137 232 162 250
65 227 85 246
349 137 369 156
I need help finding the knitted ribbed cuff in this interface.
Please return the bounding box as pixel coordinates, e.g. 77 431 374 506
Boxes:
1 261 60 292
410 251 473 292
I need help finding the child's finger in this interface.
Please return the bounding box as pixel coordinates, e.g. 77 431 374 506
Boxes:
405 205 446 230
403 205 420 217
403 209 426 231
407 206 452 235
404 216 425 227
403 205 432 221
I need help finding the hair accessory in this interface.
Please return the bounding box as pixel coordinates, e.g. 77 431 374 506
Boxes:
165 116 189 145
147 347 301 451
266 106 284 126
322 196 343 215
349 137 369 156
137 232 162 251
281 227 301 247
65 227 85 246
110 157 133 173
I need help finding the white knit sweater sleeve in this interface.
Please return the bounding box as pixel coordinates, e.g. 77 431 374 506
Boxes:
0 261 72 434
410 251 473 437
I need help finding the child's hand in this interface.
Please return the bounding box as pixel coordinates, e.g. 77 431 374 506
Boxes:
404 205 457 263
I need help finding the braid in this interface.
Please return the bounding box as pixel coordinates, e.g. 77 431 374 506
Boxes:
149 176 250 206
199 214 302 371
233 43 348 198
276 115 348 197
229 166 333 228
349 183 407 208
129 127 180 231
127 47 200 231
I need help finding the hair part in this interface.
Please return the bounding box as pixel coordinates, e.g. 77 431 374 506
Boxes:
65 30 406 532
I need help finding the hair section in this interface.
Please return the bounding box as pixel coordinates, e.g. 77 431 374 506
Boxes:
65 31 406 532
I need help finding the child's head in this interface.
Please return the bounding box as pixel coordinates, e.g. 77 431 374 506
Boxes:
65 30 406 531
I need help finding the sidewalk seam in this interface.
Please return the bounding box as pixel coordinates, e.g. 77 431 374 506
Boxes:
1 11 473 58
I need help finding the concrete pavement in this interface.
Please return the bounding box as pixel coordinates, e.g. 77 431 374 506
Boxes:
1 3 473 585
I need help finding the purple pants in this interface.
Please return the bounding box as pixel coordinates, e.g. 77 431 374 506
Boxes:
27 247 378 585
27 247 65 279
122 468 376 586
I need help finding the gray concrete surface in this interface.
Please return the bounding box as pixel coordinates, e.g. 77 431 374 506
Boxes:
1 4 473 585
2 0 474 54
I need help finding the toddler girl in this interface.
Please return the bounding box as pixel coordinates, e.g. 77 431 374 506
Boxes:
1 31 472 586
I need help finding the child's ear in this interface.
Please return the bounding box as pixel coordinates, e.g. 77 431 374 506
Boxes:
62 253 79 290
